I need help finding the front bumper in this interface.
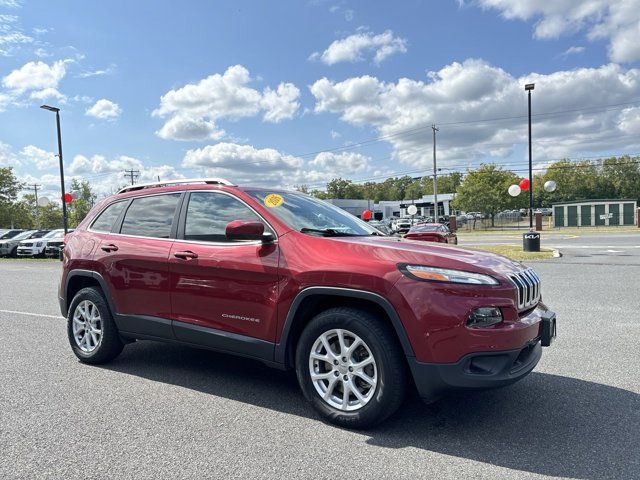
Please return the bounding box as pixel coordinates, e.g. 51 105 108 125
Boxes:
17 247 43 256
409 310 556 402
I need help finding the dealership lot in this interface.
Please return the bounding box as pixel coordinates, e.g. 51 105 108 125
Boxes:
0 243 638 479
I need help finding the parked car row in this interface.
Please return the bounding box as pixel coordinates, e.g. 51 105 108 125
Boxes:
0 228 70 258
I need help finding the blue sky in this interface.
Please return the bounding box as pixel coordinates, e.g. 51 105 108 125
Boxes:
1 0 640 198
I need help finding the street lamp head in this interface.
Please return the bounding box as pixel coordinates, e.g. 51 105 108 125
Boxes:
524 83 535 91
40 104 60 112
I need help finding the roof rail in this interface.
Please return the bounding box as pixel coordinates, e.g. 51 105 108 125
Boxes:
117 178 235 194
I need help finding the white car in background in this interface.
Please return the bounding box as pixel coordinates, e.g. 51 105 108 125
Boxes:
17 229 61 257
44 229 73 258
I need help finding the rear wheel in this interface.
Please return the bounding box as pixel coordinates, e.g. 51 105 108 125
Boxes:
295 307 407 429
67 287 124 364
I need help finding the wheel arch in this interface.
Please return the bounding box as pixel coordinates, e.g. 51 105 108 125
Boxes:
275 287 415 368
63 270 114 316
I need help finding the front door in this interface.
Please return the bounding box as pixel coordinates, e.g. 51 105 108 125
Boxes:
169 191 280 349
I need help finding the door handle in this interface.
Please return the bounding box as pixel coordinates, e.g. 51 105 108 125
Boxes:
101 244 119 252
174 250 198 260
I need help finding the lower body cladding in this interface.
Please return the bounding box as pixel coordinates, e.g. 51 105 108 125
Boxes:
409 310 556 403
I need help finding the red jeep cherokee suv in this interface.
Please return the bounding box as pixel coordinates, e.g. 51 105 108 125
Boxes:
59 178 556 428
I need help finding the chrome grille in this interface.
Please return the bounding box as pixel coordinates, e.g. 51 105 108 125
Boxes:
509 268 541 310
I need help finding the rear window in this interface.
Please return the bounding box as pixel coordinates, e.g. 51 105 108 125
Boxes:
120 194 181 238
91 201 127 233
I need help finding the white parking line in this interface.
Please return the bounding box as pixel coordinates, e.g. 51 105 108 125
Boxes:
0 309 63 319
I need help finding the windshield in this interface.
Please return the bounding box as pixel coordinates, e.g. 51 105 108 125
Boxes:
411 225 439 232
0 230 21 239
13 230 35 240
246 190 380 236
44 230 63 238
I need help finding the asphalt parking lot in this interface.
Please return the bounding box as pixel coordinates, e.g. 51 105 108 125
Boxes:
1 235 639 480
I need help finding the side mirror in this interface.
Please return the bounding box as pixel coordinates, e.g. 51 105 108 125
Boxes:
225 220 273 242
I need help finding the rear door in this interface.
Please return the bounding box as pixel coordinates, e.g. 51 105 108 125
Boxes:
92 193 182 331
169 190 280 349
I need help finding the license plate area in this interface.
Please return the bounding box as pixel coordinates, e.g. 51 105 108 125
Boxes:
541 312 556 347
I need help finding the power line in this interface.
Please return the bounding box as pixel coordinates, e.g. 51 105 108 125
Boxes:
292 97 640 159
304 156 640 189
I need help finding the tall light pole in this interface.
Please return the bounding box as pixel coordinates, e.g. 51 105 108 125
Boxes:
40 105 68 234
432 124 439 220
525 83 535 229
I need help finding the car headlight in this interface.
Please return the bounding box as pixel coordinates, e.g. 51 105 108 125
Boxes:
398 264 499 285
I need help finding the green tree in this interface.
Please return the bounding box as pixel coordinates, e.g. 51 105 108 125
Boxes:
0 167 24 228
325 178 363 199
452 164 524 226
38 203 63 229
68 179 97 227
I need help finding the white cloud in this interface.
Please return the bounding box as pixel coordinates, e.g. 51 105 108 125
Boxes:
309 151 370 173
181 142 372 187
156 115 225 141
260 83 301 123
477 0 640 63
20 145 56 170
77 64 116 78
560 45 585 57
86 99 121 120
183 142 303 173
153 65 300 141
310 29 407 65
330 129 341 139
0 13 33 56
310 59 640 167
29 87 65 101
69 154 141 175
2 59 69 103
0 0 23 7
0 140 20 166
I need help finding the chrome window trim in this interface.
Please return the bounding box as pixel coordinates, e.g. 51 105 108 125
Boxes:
89 189 277 247
176 189 277 246
87 198 131 234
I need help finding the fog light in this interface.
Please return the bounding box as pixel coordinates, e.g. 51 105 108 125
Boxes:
467 307 503 328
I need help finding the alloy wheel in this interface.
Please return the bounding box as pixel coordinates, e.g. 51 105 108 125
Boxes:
72 300 103 353
308 328 378 412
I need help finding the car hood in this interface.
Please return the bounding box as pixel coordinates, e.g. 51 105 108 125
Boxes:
330 235 524 278
0 239 17 245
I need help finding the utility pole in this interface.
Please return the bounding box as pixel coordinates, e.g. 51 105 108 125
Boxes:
124 169 140 185
432 124 439 220
26 184 41 228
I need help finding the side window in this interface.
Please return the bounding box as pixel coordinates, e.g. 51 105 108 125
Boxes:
184 192 265 242
91 201 127 233
120 194 181 238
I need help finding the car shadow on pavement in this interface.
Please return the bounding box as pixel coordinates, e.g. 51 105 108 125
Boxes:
101 341 639 480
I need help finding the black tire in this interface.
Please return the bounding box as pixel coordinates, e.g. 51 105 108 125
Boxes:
67 287 124 364
295 307 407 429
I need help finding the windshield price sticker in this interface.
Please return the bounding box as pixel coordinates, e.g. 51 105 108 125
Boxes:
264 194 284 208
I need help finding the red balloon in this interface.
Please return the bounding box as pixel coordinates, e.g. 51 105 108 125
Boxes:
63 193 73 203
362 209 372 221
519 178 530 191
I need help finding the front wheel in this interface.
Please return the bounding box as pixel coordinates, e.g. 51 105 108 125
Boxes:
295 307 407 429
